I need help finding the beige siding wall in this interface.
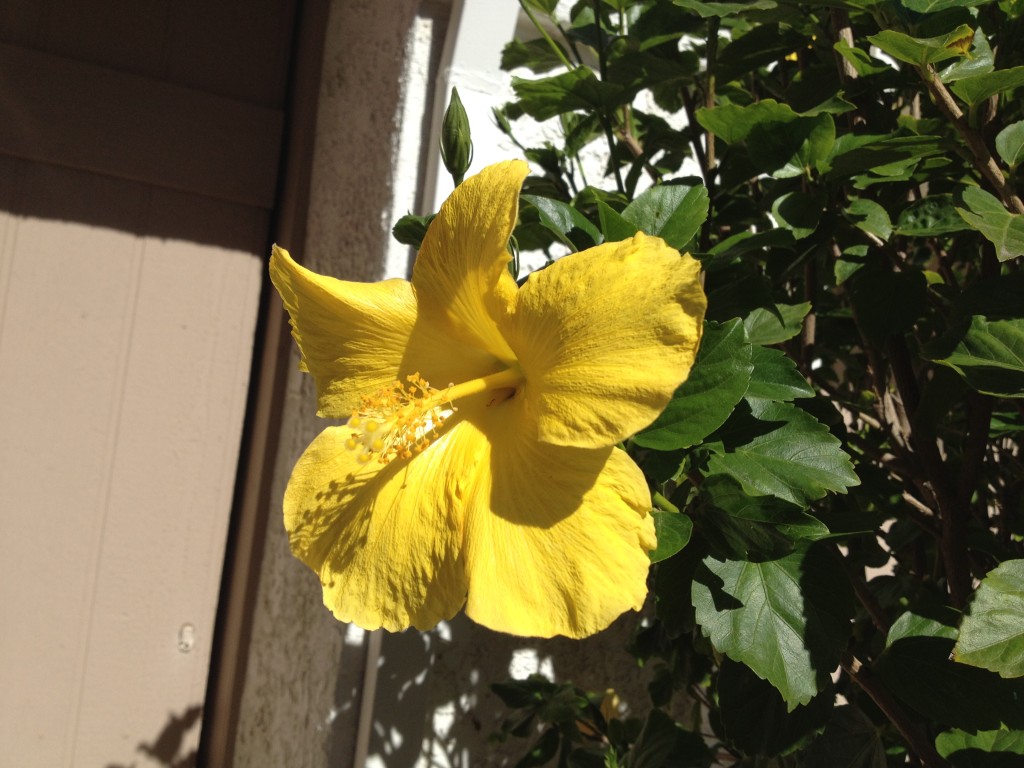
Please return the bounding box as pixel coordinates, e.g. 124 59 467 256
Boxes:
0 1 294 765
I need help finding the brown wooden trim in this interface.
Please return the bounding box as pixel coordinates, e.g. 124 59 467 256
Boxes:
197 0 330 764
0 43 283 208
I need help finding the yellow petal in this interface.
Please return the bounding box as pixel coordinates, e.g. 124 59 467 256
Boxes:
461 397 656 638
270 245 500 418
412 160 529 364
283 422 486 632
507 233 706 448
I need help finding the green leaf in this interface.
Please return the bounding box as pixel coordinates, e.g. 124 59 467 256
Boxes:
940 31 994 82
696 100 792 145
996 121 1024 170
895 194 972 235
936 728 1024 767
846 198 893 241
501 38 568 75
649 511 693 563
956 186 1024 261
868 25 975 68
673 0 778 16
515 727 560 768
621 184 709 249
596 201 638 242
706 400 859 506
743 302 812 345
930 316 1024 397
634 320 753 450
804 705 887 768
624 710 687 768
848 264 928 342
521 195 602 251
391 212 435 249
692 544 853 709
954 559 1024 677
702 476 831 560
512 69 625 121
833 40 892 77
826 135 946 179
887 610 959 646
901 0 991 10
718 659 834 757
951 66 1024 106
750 113 836 178
773 190 823 239
745 345 816 402
876 632 1024 730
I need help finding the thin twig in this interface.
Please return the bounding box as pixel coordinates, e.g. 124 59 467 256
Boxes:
919 66 1024 214
842 655 951 768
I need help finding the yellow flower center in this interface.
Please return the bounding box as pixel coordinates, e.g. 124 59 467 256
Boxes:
346 367 523 464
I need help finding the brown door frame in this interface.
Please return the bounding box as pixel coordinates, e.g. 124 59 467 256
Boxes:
198 1 331 763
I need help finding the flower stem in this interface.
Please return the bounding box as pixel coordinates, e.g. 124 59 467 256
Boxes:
652 491 679 514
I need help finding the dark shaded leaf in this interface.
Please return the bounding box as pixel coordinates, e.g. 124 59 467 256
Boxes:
718 659 834 756
804 705 887 768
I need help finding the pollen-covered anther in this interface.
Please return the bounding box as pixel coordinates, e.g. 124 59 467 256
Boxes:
345 374 453 464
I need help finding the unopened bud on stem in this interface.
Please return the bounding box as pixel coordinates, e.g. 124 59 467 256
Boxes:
440 87 473 186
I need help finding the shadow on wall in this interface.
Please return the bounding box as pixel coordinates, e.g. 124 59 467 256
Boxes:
105 703 203 768
358 608 674 768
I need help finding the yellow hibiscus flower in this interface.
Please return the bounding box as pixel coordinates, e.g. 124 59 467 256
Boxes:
270 160 706 638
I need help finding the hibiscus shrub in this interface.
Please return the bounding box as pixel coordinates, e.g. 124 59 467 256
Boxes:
410 0 1024 766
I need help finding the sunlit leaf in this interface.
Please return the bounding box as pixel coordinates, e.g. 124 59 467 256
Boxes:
621 184 709 249
512 69 625 120
634 320 753 450
930 316 1024 397
935 728 1024 766
954 559 1024 677
745 345 816 402
951 66 1024 106
901 0 991 11
996 121 1024 170
693 544 853 709
649 511 693 563
521 194 602 251
895 195 972 235
673 0 778 16
846 198 893 241
868 25 974 68
706 400 859 506
956 186 1024 261
743 302 812 345
596 201 637 242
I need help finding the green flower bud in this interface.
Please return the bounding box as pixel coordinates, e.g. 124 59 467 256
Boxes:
440 87 473 186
